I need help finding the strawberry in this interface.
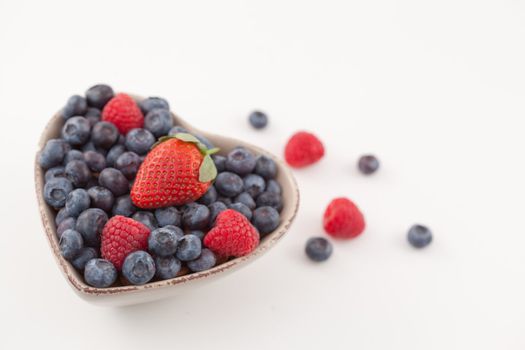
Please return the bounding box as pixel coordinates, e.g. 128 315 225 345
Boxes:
203 209 260 257
100 215 151 270
102 93 144 134
131 133 219 209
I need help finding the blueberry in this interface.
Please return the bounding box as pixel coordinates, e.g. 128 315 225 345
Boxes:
39 139 70 169
132 211 158 230
86 178 99 189
208 201 227 223
168 126 189 135
117 134 126 145
144 109 173 137
98 146 109 156
195 134 214 149
61 116 91 146
81 142 95 152
248 110 268 129
65 189 90 217
176 235 202 261
182 204 210 230
125 128 155 155
85 108 101 127
85 107 101 118
181 201 198 212
234 192 256 210
198 186 218 206
154 207 181 227
148 226 183 257
81 141 108 156
71 247 98 271
106 144 126 168
358 155 380 175
65 160 92 187
87 186 114 213
305 237 333 262
84 258 117 288
138 97 170 115
76 208 108 247
62 95 87 120
229 202 252 220
112 195 137 217
83 151 106 172
266 179 282 195
115 152 141 179
63 149 84 165
252 206 280 236
85 84 114 109
57 217 76 239
255 156 277 179
212 155 226 172
163 225 185 236
122 251 156 285
59 229 83 260
215 172 243 197
243 174 266 198
91 121 119 149
55 208 69 226
187 249 216 272
407 224 432 248
216 196 232 206
256 192 283 212
188 230 205 240
98 168 129 196
45 166 66 182
225 147 257 175
155 256 181 280
44 178 73 209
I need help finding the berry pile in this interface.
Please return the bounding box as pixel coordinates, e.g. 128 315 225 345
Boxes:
40 84 283 288
280 130 431 262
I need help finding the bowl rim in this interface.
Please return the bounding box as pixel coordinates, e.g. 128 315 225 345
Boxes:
35 95 300 297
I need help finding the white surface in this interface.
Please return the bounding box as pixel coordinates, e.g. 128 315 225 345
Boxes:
1 0 524 349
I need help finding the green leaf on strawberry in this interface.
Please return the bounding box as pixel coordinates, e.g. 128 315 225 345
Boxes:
173 133 201 144
199 154 218 182
151 132 220 183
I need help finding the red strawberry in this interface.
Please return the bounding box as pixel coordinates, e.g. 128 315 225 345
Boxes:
323 197 365 239
284 131 325 168
131 133 219 209
101 215 151 270
102 93 144 134
203 209 260 257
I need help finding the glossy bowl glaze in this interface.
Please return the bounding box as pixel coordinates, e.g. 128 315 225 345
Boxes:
35 95 300 306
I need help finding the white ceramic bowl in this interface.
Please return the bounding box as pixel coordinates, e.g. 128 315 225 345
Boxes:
35 95 300 306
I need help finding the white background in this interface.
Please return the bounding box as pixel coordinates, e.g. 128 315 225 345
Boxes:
1 0 524 349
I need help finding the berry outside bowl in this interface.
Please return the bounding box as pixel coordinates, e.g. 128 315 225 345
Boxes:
35 94 300 307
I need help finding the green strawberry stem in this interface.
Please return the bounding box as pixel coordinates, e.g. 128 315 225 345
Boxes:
152 133 220 183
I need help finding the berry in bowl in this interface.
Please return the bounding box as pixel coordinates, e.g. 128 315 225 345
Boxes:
35 84 299 306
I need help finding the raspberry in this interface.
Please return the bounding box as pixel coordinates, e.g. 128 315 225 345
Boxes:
203 209 259 257
102 93 144 134
323 197 365 239
101 215 151 270
284 131 324 168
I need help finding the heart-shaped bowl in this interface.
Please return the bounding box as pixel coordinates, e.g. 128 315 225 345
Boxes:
35 94 300 306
